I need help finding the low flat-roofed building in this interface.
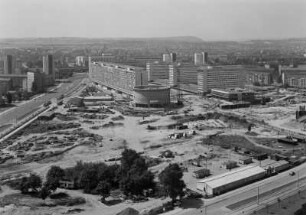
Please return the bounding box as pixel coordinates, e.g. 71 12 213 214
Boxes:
83 96 113 102
260 160 290 174
239 157 252 165
211 88 255 102
196 165 266 197
193 169 210 179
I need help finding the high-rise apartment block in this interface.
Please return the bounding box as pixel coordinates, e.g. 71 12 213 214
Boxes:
194 52 208 65
43 55 54 77
4 55 15 74
163 53 176 63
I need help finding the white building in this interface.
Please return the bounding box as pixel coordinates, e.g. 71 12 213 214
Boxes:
197 166 266 197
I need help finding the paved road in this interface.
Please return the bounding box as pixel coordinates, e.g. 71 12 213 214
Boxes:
0 73 87 126
168 162 306 215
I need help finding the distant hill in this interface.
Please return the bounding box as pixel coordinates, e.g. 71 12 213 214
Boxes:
0 36 203 45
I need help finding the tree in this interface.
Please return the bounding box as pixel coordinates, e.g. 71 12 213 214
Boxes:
6 92 12 104
19 174 42 194
79 166 99 193
119 149 155 196
40 186 51 200
95 181 111 202
159 163 186 203
45 166 65 192
295 203 306 215
121 149 141 173
248 124 252 132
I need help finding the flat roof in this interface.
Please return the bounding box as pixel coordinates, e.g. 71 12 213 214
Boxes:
84 96 112 100
211 88 254 94
134 85 170 90
198 165 265 189
199 65 273 72
0 74 27 78
91 61 144 71
0 78 11 81
260 160 289 169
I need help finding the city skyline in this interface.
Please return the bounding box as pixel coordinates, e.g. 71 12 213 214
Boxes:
0 0 306 41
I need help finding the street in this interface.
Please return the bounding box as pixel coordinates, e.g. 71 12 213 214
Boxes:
0 73 87 128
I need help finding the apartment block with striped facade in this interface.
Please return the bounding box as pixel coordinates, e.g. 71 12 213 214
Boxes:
89 58 148 95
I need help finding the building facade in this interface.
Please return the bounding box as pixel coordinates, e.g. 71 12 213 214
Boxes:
89 59 148 95
75 56 88 67
133 86 170 108
211 88 255 102
146 62 170 81
169 63 199 86
197 66 246 94
281 66 306 88
43 55 54 77
245 67 274 86
27 71 46 93
4 55 15 75
0 78 10 96
194 52 208 65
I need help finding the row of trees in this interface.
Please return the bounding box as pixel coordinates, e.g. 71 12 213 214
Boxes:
1 91 30 106
18 165 65 199
18 149 186 203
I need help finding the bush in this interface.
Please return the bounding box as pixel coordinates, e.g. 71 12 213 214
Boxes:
49 192 69 199
53 197 86 206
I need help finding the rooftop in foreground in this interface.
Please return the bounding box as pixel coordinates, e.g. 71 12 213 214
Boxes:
198 165 265 189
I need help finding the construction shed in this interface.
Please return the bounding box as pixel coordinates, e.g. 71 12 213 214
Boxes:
223 160 238 170
37 112 55 121
239 157 252 165
196 166 266 197
193 169 210 179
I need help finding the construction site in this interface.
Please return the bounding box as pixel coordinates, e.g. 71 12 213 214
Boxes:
0 67 306 215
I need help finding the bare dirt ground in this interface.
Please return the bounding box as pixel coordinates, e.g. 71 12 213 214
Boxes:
0 88 305 215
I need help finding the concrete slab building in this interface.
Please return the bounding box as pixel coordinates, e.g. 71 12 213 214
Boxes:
89 60 148 95
196 165 266 197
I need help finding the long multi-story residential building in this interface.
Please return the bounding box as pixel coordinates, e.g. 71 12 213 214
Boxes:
0 74 27 91
281 66 306 88
197 65 246 94
89 59 148 95
169 63 199 86
146 62 169 81
245 67 274 86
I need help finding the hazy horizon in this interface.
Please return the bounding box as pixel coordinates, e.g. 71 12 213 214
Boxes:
0 0 306 41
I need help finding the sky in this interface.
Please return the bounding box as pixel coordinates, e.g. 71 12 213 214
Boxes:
0 0 305 41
